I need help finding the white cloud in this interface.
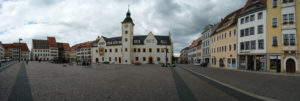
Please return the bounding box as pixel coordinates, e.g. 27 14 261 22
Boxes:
0 0 247 54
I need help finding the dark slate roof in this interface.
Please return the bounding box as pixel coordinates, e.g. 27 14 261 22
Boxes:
122 10 133 23
155 36 171 45
133 35 147 45
32 40 49 49
96 35 171 46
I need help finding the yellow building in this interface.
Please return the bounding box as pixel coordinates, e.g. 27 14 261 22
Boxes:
210 9 241 69
266 0 299 73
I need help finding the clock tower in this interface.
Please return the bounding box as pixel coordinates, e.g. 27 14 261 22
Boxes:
121 8 134 64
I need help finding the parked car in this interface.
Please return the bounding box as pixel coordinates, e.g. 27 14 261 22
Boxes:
193 63 201 66
200 62 208 67
102 61 110 64
134 62 141 65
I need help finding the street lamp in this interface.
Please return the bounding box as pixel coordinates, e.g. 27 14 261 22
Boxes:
19 38 22 62
165 46 168 67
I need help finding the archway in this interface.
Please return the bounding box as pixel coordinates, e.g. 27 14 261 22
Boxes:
148 56 153 64
286 59 296 73
284 56 298 73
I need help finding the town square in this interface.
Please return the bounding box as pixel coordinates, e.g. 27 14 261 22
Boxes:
0 0 300 101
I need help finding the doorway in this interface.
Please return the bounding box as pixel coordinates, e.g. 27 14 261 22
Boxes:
286 59 296 73
148 57 153 64
96 58 99 63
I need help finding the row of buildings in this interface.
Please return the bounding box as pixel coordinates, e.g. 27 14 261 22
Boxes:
181 0 299 73
0 41 30 61
30 8 173 64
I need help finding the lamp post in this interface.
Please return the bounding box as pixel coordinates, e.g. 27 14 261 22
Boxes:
165 46 168 67
19 38 22 62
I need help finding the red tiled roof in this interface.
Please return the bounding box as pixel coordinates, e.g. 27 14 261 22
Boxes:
57 42 70 51
71 41 94 50
215 8 242 33
240 0 267 13
47 37 57 47
189 37 202 49
2 43 30 52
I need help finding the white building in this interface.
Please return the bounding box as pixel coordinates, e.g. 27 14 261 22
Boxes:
0 42 4 59
201 24 218 65
92 9 173 64
237 0 267 71
32 37 59 61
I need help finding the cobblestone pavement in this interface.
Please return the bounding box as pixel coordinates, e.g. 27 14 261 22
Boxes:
177 64 300 101
1 62 298 101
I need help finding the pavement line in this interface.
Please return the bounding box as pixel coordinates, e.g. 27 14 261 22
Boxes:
0 62 16 72
8 63 33 101
171 68 197 101
179 66 278 101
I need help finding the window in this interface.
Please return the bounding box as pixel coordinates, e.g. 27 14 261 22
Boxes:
258 40 264 49
136 57 139 61
273 0 278 8
138 48 141 52
149 48 152 52
125 31 128 34
125 48 128 52
250 15 255 21
283 14 288 24
157 57 160 61
234 29 236 36
245 16 249 23
284 34 289 45
225 33 227 38
143 57 146 61
161 48 164 53
234 44 236 51
241 18 244 24
272 18 278 27
289 13 294 23
229 45 232 51
245 28 249 36
134 48 136 52
115 57 117 61
290 34 295 45
229 31 232 37
251 40 256 50
246 41 250 50
102 57 104 61
232 59 236 68
115 49 118 52
109 49 112 52
157 48 160 52
240 42 244 50
250 27 255 35
143 48 146 52
227 58 231 67
258 25 263 34
109 57 111 61
240 29 244 37
258 12 263 20
125 38 128 42
272 36 278 46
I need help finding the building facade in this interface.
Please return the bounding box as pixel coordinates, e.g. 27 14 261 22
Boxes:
0 42 4 60
237 0 267 71
76 41 93 62
210 9 240 69
32 37 69 61
179 47 189 64
201 24 219 65
266 0 299 73
2 43 30 60
188 37 201 64
92 9 173 64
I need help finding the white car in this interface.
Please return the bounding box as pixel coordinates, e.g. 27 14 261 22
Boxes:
193 63 201 66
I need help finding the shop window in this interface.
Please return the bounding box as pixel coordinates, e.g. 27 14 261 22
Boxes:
232 58 236 68
227 58 231 67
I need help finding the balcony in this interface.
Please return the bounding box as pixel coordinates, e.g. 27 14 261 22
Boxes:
282 0 295 8
282 21 296 29
283 43 297 50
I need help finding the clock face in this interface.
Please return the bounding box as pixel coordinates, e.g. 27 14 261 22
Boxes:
124 24 128 28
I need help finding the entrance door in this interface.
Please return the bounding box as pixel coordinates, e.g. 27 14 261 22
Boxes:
96 58 99 63
119 57 121 63
286 59 296 73
219 59 224 67
148 57 153 64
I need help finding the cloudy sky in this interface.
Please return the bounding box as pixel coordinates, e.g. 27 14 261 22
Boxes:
0 0 247 56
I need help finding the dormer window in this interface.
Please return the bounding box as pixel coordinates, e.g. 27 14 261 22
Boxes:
161 40 167 44
134 40 141 44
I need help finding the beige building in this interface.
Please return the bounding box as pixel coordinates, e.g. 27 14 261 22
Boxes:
179 47 189 64
210 9 240 69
